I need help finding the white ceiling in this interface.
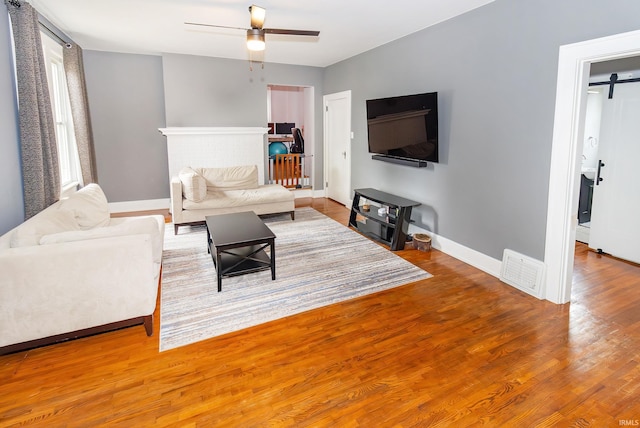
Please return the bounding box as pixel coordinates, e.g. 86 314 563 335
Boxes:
29 0 495 67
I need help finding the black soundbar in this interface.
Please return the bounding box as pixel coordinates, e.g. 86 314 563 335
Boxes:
372 154 428 168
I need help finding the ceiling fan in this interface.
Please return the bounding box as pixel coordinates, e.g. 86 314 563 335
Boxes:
185 4 320 52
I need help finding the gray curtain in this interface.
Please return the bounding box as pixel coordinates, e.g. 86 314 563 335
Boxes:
64 43 97 185
6 0 60 219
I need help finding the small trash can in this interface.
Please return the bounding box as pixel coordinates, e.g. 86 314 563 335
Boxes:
413 233 431 252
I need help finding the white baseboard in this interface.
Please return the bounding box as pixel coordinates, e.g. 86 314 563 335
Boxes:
291 189 328 199
292 188 314 198
108 190 316 212
109 198 170 213
575 225 590 244
408 224 502 278
312 189 327 199
110 196 503 280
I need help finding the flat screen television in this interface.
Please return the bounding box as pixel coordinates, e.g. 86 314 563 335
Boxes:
366 92 438 164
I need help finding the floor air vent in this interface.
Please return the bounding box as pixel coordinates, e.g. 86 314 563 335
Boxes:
500 249 545 299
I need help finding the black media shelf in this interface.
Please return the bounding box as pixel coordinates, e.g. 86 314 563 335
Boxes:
354 220 393 247
372 154 428 168
351 205 400 226
348 188 421 251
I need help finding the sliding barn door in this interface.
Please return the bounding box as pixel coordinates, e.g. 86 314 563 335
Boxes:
588 82 640 264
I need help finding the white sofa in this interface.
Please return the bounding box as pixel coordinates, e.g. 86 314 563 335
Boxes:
170 165 295 234
0 184 164 355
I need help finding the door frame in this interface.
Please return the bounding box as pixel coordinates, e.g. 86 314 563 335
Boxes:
267 84 315 192
322 90 352 205
545 29 640 304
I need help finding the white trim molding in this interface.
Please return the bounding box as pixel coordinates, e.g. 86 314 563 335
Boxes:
111 195 504 282
545 29 640 304
109 191 316 214
109 198 170 214
408 224 502 278
159 127 269 136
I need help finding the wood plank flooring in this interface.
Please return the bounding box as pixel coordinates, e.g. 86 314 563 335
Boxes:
1 198 639 426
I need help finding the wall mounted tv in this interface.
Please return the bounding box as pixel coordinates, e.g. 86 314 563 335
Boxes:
366 92 438 166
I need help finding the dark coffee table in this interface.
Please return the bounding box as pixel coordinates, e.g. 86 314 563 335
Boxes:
205 211 276 292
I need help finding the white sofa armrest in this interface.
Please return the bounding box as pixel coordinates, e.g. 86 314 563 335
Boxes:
170 176 184 226
0 234 156 348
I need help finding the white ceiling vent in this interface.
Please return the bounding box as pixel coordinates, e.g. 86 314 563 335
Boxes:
500 249 545 299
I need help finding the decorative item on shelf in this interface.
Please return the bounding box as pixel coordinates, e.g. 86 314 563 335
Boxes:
362 202 370 212
377 207 387 217
413 233 431 252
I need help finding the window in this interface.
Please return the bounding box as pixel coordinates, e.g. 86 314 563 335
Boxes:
40 31 81 194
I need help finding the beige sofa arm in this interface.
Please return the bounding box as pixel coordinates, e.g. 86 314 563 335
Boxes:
170 176 184 227
0 235 156 348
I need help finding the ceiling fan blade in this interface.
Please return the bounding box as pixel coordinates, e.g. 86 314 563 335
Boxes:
185 22 247 32
249 5 266 29
264 28 320 37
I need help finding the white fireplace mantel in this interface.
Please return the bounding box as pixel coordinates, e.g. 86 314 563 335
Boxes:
159 127 269 184
159 127 269 136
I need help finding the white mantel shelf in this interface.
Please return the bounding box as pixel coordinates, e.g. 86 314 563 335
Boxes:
160 126 269 184
159 127 269 136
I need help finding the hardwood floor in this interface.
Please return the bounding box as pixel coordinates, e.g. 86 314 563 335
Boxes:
1 198 639 426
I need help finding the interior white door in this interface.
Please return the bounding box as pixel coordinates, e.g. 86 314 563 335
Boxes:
323 91 351 206
588 82 640 264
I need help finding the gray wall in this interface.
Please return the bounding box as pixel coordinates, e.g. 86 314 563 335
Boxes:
162 54 324 188
0 12 24 235
324 0 640 261
83 51 169 202
1 43 325 226
3 0 637 259
79 52 325 201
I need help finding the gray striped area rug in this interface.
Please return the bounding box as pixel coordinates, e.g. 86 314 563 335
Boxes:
160 207 432 351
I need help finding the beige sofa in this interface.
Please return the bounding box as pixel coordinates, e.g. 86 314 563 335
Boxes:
0 184 164 355
170 165 295 234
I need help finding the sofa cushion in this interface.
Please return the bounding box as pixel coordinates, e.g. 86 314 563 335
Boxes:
40 216 162 264
10 209 79 248
58 183 110 229
179 167 207 202
195 165 258 191
182 185 294 210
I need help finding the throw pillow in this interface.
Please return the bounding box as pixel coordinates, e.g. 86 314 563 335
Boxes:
58 183 111 230
10 209 79 248
179 167 207 202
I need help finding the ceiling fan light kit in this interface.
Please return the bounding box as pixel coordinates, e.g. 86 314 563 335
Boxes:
246 28 265 51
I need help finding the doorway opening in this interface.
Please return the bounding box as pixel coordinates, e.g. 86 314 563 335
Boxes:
545 29 640 304
577 64 640 247
575 85 602 244
267 84 315 195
